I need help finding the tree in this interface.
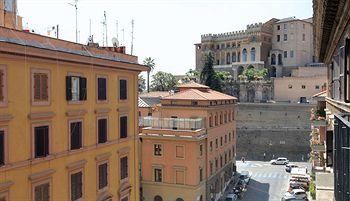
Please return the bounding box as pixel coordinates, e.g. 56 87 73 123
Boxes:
181 69 200 83
143 57 155 92
200 53 222 92
138 75 146 92
150 71 177 91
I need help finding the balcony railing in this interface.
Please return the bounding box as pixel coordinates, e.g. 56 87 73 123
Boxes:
139 117 204 130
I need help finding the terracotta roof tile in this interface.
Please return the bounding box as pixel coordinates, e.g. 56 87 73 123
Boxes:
178 82 209 89
140 91 171 98
162 88 237 101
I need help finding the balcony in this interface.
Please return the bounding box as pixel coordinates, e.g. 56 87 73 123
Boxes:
139 117 204 130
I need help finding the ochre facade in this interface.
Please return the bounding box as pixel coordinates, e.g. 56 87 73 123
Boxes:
0 26 148 201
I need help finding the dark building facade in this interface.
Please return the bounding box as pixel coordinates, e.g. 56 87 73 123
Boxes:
314 0 350 200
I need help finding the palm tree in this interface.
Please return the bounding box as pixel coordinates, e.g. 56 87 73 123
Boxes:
143 57 155 92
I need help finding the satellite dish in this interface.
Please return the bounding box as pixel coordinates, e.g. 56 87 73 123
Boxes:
112 37 119 47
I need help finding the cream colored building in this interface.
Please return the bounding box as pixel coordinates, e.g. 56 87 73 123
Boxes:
273 67 327 103
269 17 314 77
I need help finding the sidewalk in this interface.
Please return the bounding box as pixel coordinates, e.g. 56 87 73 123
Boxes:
219 176 240 201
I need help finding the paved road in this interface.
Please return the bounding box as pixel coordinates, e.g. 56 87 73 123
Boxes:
235 161 311 201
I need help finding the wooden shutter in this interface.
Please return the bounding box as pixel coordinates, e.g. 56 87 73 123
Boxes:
0 131 4 166
98 119 107 143
79 77 87 101
120 116 127 138
71 122 82 150
120 79 127 100
0 70 4 102
71 172 82 201
120 156 128 180
66 76 72 101
41 74 49 100
98 163 107 189
34 183 49 201
34 73 41 101
98 78 107 100
44 126 49 156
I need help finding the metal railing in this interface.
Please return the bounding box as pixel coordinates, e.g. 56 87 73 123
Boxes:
139 117 204 130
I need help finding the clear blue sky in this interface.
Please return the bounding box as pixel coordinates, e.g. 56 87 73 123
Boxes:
18 0 313 76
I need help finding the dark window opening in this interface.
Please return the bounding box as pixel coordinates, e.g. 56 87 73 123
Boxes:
70 122 82 150
98 118 107 144
97 77 107 101
34 126 49 158
120 116 128 139
120 79 128 100
98 163 108 189
71 171 83 201
120 156 128 180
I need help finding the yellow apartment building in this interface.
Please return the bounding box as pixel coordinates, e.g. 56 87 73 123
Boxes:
139 83 237 201
0 18 148 201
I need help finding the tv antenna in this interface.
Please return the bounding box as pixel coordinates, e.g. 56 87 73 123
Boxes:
116 20 119 41
101 11 108 46
131 19 134 55
68 0 79 43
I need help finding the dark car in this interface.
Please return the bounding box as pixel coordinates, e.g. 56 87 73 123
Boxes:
285 164 298 173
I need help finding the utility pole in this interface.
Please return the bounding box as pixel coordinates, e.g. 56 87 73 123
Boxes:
68 0 79 43
131 19 134 55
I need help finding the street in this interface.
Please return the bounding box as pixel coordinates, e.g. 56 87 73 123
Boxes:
235 161 311 201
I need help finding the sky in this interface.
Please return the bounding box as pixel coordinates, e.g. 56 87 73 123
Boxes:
17 0 313 77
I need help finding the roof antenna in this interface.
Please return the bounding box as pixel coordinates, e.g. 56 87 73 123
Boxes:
68 0 79 43
131 19 134 55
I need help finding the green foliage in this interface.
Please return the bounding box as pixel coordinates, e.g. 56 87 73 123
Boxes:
143 57 156 92
309 180 316 199
216 71 231 82
138 75 146 92
200 53 223 92
243 68 268 81
150 71 177 91
181 69 200 83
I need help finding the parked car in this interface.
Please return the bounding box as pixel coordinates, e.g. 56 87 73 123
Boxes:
281 189 307 201
270 157 289 165
285 164 298 173
239 171 251 184
288 182 306 192
225 194 238 201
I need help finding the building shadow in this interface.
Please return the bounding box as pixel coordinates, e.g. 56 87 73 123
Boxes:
243 179 270 201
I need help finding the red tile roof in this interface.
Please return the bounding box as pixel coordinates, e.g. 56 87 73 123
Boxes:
162 88 237 101
139 91 171 98
178 82 209 89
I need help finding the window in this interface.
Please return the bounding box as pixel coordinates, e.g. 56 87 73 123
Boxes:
97 77 107 101
209 141 213 152
251 47 256 61
175 170 185 184
302 34 305 41
32 70 49 103
302 24 305 29
154 144 162 156
284 51 288 58
176 146 184 158
191 101 198 106
199 167 203 182
277 25 280 30
34 182 50 201
315 85 320 90
210 161 213 175
70 121 82 150
98 163 108 189
0 130 4 166
97 118 107 144
154 168 162 182
290 50 294 58
228 132 231 142
284 34 287 41
242 49 247 62
220 156 223 167
66 76 87 101
154 196 163 201
34 126 49 158
209 116 212 127
302 85 306 89
277 35 280 42
215 158 218 170
120 116 128 139
119 79 127 100
216 44 220 50
283 24 287 29
120 156 128 180
220 137 223 146
219 113 222 124
199 144 203 156
0 67 7 105
225 153 227 164
288 84 293 89
70 171 83 201
215 138 218 149
225 135 227 143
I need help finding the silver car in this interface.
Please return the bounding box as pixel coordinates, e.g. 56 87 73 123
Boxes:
270 157 289 165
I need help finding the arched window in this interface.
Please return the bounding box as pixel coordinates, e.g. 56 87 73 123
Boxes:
226 53 231 64
242 49 247 62
237 66 244 76
237 52 241 62
271 54 276 65
176 199 184 201
250 47 256 61
154 196 163 201
278 54 283 65
232 52 236 62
